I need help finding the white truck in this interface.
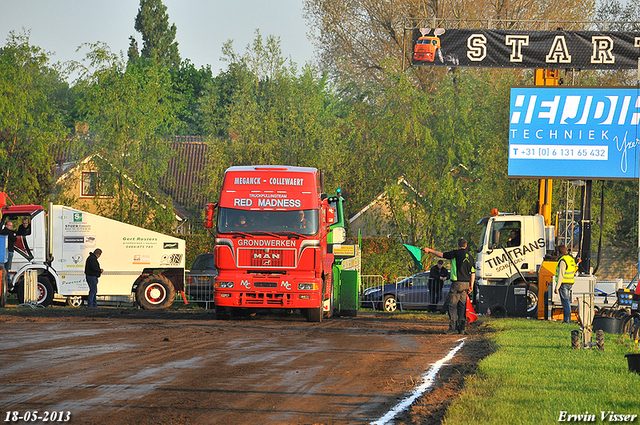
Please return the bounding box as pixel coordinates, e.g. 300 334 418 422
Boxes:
1 198 185 309
475 212 554 316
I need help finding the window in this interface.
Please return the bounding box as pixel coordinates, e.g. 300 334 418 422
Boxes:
81 172 111 197
82 172 98 196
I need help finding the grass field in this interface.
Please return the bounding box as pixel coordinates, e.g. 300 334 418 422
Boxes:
444 318 640 425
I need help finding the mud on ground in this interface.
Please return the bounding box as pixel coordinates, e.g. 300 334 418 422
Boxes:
0 306 493 424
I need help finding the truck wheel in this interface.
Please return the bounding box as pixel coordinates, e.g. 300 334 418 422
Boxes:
1 270 7 307
66 296 83 308
306 305 323 322
383 295 397 312
215 305 230 320
136 275 175 310
17 277 54 307
436 47 444 63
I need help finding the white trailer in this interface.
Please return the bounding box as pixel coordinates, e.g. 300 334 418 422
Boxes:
1 200 185 309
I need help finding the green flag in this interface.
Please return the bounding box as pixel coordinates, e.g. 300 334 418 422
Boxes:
403 244 423 269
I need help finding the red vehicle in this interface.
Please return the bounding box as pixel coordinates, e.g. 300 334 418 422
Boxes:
205 165 339 322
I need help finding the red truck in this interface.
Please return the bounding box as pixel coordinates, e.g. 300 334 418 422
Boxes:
205 165 342 322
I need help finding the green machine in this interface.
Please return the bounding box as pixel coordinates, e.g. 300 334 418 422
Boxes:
328 190 360 317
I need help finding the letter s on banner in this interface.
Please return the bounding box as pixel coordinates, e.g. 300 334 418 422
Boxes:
467 34 487 61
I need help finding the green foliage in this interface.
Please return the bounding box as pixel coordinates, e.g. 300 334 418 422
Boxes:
181 232 216 268
70 43 175 231
360 238 416 280
444 319 640 425
199 32 344 200
131 0 180 68
0 31 70 205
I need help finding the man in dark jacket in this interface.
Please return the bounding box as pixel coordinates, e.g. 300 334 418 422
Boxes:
84 249 103 308
428 260 449 304
424 238 475 335
1 221 17 270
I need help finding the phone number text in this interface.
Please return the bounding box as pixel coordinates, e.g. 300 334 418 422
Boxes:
510 144 608 160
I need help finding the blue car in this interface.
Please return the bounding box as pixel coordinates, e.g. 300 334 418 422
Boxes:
361 271 451 312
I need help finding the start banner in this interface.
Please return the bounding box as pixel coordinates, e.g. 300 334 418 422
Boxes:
411 28 640 70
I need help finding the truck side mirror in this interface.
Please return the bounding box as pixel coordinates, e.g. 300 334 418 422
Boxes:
205 202 218 229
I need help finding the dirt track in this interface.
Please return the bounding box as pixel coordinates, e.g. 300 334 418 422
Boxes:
0 308 491 425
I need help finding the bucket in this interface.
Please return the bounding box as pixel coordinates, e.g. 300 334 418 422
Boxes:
625 353 640 374
592 316 622 334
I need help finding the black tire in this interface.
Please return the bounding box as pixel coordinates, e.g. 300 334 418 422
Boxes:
215 305 231 320
620 313 634 335
490 304 507 318
0 269 7 308
626 313 640 338
17 276 54 307
306 305 323 322
596 329 604 350
66 296 83 308
571 330 580 349
383 294 397 312
136 275 175 310
614 308 630 318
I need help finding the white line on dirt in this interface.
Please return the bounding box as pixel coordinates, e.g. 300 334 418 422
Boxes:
370 338 467 425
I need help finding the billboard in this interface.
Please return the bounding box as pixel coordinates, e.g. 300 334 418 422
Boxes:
507 87 640 179
411 28 640 70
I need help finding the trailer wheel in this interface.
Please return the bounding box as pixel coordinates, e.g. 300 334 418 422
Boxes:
66 296 83 308
136 275 175 310
306 305 323 322
383 295 397 312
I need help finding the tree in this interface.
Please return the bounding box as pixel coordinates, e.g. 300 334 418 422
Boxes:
129 0 181 68
0 31 70 205
303 0 596 90
200 32 345 199
72 42 175 231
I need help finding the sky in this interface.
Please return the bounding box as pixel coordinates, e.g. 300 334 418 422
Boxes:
0 0 315 80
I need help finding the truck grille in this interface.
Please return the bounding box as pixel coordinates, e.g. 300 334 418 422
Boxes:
237 248 296 268
254 281 277 288
241 292 293 306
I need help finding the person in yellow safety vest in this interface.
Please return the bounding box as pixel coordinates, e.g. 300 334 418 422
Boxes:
554 244 577 324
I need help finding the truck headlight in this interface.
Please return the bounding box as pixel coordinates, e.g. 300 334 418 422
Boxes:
298 283 316 290
215 281 234 289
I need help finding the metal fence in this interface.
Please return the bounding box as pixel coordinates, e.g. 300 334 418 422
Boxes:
184 274 216 309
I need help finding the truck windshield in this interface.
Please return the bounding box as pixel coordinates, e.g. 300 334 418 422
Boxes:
217 208 319 236
477 222 489 252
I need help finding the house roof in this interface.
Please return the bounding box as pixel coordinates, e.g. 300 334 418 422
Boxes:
160 136 210 211
55 153 184 221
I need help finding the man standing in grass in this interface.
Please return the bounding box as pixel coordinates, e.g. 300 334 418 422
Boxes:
554 244 576 323
424 238 475 334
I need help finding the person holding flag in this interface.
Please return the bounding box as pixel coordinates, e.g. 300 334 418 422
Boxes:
424 238 475 335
